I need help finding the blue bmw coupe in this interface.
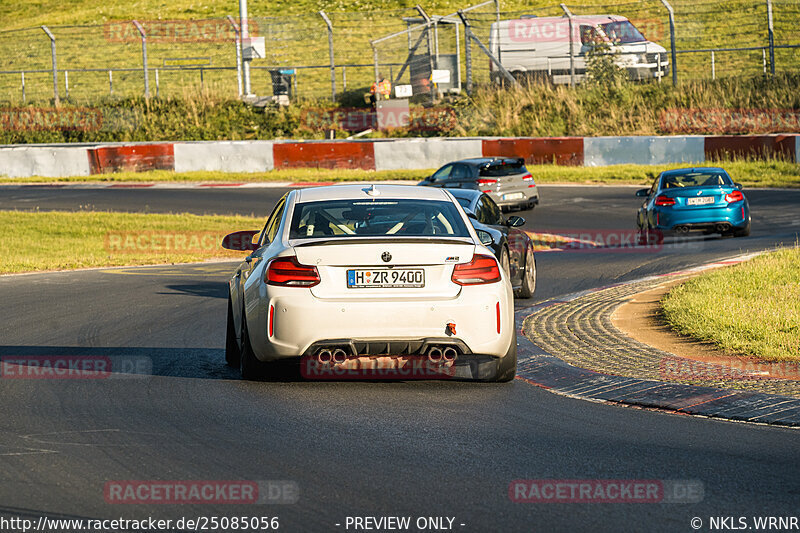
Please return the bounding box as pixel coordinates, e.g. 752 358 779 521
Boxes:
636 167 751 242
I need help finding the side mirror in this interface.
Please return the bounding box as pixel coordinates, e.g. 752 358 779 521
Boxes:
222 230 259 251
734 183 743 190
466 211 478 220
635 188 650 197
506 215 525 228
476 230 493 246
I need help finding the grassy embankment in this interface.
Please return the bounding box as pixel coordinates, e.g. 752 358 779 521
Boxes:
661 248 800 362
0 211 261 274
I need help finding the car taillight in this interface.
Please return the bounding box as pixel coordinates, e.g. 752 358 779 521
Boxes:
522 173 536 187
725 190 744 203
477 178 498 192
266 256 320 287
654 195 675 206
452 254 501 285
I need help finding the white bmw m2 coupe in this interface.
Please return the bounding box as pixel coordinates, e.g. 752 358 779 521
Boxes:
222 184 517 382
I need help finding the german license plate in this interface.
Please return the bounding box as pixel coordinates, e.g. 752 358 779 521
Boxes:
503 192 524 200
347 268 425 288
687 196 715 206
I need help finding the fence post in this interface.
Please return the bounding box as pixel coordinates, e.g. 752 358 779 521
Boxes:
108 70 113 95
766 0 775 76
559 4 575 87
493 0 501 64
462 12 473 95
21 72 26 102
155 68 160 98
319 11 336 101
371 43 380 85
132 21 150 98
226 15 243 97
711 51 715 80
41 26 59 106
416 5 436 104
65 70 69 100
239 0 252 96
660 0 678 85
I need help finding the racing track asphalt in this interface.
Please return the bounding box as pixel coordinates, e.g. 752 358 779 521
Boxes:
1 185 799 532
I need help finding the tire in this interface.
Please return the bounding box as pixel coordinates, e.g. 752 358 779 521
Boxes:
514 244 536 299
490 341 517 383
239 314 267 380
733 218 751 238
225 294 241 367
499 246 511 279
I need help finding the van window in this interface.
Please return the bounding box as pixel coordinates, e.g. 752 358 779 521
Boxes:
479 161 526 178
600 21 646 44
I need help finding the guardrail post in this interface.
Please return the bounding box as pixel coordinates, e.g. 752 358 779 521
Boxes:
226 15 243 97
660 0 678 85
132 21 150 98
559 4 575 87
319 11 336 101
41 26 59 106
766 0 775 76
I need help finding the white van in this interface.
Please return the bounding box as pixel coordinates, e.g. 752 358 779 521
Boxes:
489 15 669 84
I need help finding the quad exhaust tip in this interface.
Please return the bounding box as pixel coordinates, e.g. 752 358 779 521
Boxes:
332 349 347 364
428 346 443 363
442 347 457 362
318 349 333 364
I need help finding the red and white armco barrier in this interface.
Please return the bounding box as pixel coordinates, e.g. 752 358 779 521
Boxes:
0 134 797 178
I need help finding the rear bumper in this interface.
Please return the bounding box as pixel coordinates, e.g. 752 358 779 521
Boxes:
245 283 515 362
488 186 539 208
653 203 749 231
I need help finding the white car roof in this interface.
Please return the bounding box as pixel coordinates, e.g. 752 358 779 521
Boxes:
294 183 451 203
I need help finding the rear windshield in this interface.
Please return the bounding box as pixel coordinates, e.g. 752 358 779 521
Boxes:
479 161 526 178
661 172 733 189
289 199 470 239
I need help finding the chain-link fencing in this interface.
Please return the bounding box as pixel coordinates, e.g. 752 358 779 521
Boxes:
0 1 798 106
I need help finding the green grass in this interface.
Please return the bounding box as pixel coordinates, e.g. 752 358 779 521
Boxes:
662 248 800 362
0 210 262 274
2 160 797 188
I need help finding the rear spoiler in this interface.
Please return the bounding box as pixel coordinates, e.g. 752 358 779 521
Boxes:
482 157 526 168
292 237 474 248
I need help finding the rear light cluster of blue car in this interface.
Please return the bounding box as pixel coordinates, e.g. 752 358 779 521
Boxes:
725 190 745 203
654 195 675 206
451 255 501 285
266 256 321 287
